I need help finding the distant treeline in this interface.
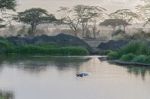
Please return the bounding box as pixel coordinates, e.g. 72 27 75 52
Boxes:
1 0 150 39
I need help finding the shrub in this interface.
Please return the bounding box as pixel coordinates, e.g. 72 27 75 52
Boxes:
120 53 135 61
119 41 150 55
132 55 147 63
108 51 120 59
0 38 14 54
145 56 150 63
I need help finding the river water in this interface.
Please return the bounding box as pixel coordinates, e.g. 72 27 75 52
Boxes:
0 56 150 99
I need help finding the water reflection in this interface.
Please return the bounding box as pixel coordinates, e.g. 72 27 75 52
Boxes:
126 66 150 80
105 59 150 80
0 56 91 73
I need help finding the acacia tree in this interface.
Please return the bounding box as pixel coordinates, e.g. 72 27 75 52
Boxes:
109 9 139 32
58 5 106 38
74 5 106 38
110 9 139 22
0 0 16 28
17 8 57 35
57 7 80 36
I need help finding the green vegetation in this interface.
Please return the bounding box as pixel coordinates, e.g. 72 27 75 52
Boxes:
120 53 135 61
0 0 16 11
0 38 89 56
0 96 8 99
16 8 57 35
0 91 13 99
107 41 150 64
6 45 89 56
108 51 120 59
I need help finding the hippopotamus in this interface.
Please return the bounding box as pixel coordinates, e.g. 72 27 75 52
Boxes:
76 73 89 77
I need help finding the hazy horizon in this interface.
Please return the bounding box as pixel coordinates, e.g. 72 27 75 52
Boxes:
16 0 143 13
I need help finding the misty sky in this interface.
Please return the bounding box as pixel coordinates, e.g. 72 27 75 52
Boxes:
16 0 143 13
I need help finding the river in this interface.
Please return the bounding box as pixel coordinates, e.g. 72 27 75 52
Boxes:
0 56 150 99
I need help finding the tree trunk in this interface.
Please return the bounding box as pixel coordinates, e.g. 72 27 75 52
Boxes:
30 23 37 36
73 30 78 37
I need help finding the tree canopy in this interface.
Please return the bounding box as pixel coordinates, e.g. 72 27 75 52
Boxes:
109 9 139 23
17 8 57 35
0 0 16 11
100 19 130 27
58 5 106 37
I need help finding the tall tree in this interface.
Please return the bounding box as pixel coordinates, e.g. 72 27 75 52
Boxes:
57 7 80 36
74 5 106 38
58 5 106 38
109 9 139 23
100 19 130 36
16 8 57 35
109 9 139 32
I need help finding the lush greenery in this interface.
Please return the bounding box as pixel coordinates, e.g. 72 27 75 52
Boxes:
108 41 150 64
0 38 89 56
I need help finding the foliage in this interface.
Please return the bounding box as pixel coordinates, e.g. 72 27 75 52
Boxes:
0 37 14 53
108 51 121 59
0 0 16 11
145 56 150 63
5 45 89 56
107 9 140 33
132 55 147 63
57 5 106 37
119 41 150 56
109 9 139 23
107 41 150 64
120 53 135 61
0 38 89 56
16 8 57 35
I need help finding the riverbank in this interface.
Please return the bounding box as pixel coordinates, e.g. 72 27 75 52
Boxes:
109 60 150 66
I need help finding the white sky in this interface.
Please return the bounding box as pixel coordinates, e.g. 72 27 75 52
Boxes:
16 0 143 13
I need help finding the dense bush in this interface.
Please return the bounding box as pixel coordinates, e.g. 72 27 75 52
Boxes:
107 41 150 64
132 55 147 63
145 56 150 63
119 41 150 55
0 38 89 56
108 51 120 59
0 38 14 53
120 53 135 62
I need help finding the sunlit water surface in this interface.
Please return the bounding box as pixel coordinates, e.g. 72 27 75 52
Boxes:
0 56 150 99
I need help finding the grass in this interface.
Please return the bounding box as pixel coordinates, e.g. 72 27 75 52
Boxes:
107 41 150 64
0 38 89 56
